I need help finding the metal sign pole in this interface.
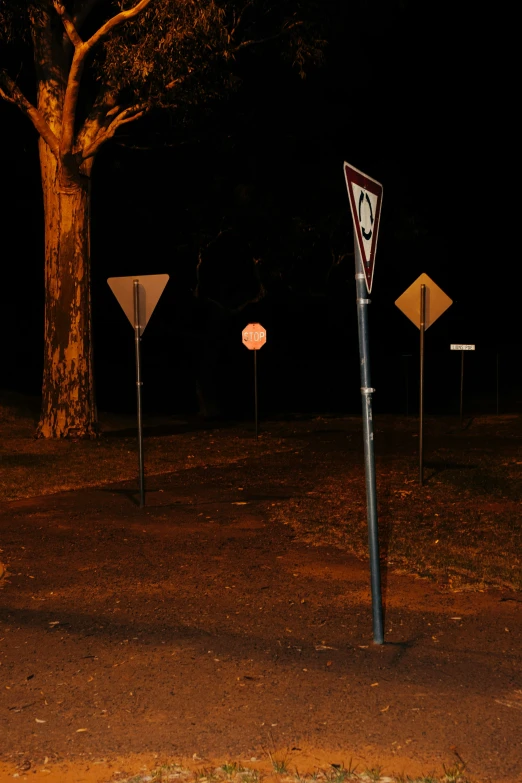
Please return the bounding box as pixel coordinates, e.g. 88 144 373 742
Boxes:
133 280 145 508
354 244 384 645
460 350 465 427
254 349 258 440
419 284 426 486
242 324 266 438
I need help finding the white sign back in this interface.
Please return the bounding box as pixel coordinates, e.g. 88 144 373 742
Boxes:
108 274 169 336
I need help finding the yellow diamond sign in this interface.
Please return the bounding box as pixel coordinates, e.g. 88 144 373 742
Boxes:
395 273 452 330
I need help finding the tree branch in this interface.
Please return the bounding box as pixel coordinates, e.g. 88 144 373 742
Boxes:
231 266 266 314
61 0 103 59
0 71 60 158
82 104 148 159
229 0 255 40
59 0 153 158
60 46 88 156
84 0 154 51
54 1 83 48
165 74 191 91
76 90 118 152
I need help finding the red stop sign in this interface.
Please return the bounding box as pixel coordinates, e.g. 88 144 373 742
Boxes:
242 323 267 350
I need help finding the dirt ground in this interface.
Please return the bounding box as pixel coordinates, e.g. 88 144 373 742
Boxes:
1 414 521 783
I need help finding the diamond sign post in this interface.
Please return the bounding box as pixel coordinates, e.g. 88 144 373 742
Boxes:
108 274 169 507
242 323 266 439
395 273 452 485
343 161 384 645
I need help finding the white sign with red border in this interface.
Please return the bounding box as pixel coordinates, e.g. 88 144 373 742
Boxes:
343 162 383 293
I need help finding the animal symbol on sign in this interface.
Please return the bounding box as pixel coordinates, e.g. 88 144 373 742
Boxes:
358 190 374 241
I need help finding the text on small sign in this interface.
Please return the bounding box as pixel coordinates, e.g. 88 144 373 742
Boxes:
242 323 267 350
243 331 265 343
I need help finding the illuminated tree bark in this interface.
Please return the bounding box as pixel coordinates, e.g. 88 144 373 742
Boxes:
38 139 95 437
1 1 153 437
0 0 321 437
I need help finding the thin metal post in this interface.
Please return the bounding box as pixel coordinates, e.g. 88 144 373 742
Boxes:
460 350 464 427
133 280 145 508
419 284 426 486
254 349 258 440
354 244 383 645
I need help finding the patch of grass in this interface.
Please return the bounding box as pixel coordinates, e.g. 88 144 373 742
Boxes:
0 390 300 502
271 759 289 775
266 749 289 775
151 764 190 782
114 761 476 783
195 768 223 783
324 761 358 782
221 764 236 775
221 763 244 776
220 762 255 780
271 414 522 591
240 770 260 783
362 767 382 783
441 763 468 783
394 777 438 783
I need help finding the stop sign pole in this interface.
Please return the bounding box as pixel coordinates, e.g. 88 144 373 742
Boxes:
242 324 267 438
344 162 384 645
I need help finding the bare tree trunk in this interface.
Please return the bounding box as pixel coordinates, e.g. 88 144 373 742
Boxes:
36 140 96 438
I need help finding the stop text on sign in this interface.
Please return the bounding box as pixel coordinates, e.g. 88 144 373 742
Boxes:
242 323 267 350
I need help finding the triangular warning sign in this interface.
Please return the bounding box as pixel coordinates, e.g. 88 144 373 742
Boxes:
107 274 169 336
343 162 383 293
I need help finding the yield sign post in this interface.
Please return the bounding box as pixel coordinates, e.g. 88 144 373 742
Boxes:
108 274 169 507
343 161 384 645
395 274 452 485
242 323 266 439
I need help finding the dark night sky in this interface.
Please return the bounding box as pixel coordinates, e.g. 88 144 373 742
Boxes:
0 2 517 417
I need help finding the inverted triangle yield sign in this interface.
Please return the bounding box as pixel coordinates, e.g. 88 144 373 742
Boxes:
343 162 383 293
107 274 169 336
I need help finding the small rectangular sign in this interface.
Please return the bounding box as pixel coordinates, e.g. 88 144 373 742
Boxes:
450 344 475 350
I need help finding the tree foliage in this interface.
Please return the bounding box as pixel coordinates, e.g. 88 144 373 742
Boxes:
1 0 323 171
